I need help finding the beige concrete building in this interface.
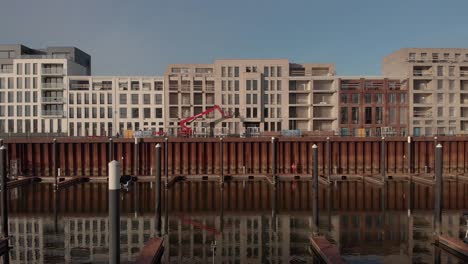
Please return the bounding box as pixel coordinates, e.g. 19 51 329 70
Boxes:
165 60 337 136
383 48 468 136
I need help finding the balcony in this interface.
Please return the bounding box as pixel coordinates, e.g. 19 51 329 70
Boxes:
413 66 432 77
42 68 64 75
42 110 65 117
413 110 432 118
460 67 468 77
42 97 64 103
42 83 64 90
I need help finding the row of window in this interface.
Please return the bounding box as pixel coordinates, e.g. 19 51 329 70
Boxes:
340 106 407 125
14 63 39 75
0 77 39 89
0 119 62 133
409 52 468 61
340 93 407 104
0 105 38 117
68 107 163 119
220 65 283 77
0 91 38 103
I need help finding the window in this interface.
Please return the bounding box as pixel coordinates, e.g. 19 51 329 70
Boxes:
84 94 89 104
389 94 396 103
409 53 416 61
33 64 37 75
437 93 443 104
253 94 258 104
234 67 239 77
365 107 372 124
376 107 383 124
437 66 443 76
264 67 269 77
25 64 30 75
143 94 150 104
25 91 30 102
221 67 226 77
155 108 162 118
222 80 226 91
92 94 97 104
364 94 371 103
400 94 407 103
92 107 97 118
131 108 139 118
389 108 396 124
100 94 105 104
246 94 251 104
119 108 127 118
341 94 348 103
16 92 22 102
131 94 139 104
154 94 162 104
437 80 443 90
277 66 282 77
437 107 443 117
107 107 112 118
16 78 22 89
351 107 359 124
246 80 251 90
340 107 348 124
449 66 455 76
277 80 281 91
351 94 359 104
400 107 407 124
449 107 454 117
252 80 258 90
107 93 112 104
76 108 81 118
235 80 239 91
449 93 454 103
16 63 22 75
143 108 151 118
449 80 455 90
228 66 233 77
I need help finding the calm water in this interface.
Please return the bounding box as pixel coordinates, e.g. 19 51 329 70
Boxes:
3 180 468 263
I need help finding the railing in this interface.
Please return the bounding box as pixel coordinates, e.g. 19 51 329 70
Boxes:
413 111 433 118
42 97 64 103
413 70 432 77
42 83 64 89
41 110 65 117
70 83 90 90
42 68 64 75
460 70 468 77
19 54 72 60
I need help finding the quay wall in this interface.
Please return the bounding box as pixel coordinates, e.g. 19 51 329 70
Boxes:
2 136 468 177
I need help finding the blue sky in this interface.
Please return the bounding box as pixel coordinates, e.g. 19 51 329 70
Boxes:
1 0 467 76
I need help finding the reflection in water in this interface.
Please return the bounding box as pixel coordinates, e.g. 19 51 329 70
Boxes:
3 180 468 263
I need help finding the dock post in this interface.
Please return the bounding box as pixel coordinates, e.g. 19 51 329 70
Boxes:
155 144 162 236
109 160 120 264
312 144 319 233
108 138 114 163
407 136 413 216
327 137 331 182
220 137 224 186
434 144 443 235
0 145 9 264
53 138 58 190
164 138 169 235
381 137 386 212
271 137 276 218
134 137 139 176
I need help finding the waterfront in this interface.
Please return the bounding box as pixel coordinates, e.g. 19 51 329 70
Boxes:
3 180 467 263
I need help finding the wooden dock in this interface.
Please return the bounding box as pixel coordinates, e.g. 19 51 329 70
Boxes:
7 177 40 189
135 237 164 264
436 235 468 261
309 235 344 264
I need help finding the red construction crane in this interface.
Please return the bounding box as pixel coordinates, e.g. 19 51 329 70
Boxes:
178 105 232 136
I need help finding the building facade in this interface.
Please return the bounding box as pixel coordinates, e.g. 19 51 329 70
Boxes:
2 44 468 137
338 78 409 137
383 48 468 136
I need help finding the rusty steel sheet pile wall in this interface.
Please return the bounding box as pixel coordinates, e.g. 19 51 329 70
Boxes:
3 136 468 178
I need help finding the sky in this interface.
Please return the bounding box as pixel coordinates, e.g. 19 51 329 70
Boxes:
1 0 467 76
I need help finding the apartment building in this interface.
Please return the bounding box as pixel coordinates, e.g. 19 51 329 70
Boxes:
383 48 468 136
3 44 468 137
338 78 409 136
165 60 337 136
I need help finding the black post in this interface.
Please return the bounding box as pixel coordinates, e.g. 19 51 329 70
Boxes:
327 137 331 181
312 144 319 233
381 137 386 212
134 137 139 176
53 138 58 190
108 138 114 163
0 145 9 264
220 137 224 185
407 136 413 216
109 160 120 264
164 138 169 235
407 136 412 174
434 144 443 235
155 144 162 236
271 137 276 184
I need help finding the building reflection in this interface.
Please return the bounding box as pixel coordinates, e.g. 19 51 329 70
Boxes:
4 180 468 263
